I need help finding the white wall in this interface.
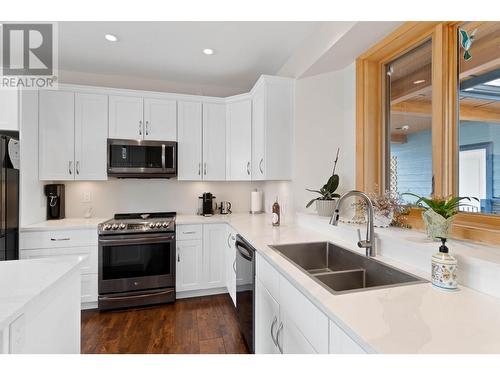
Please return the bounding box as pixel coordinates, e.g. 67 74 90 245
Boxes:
63 180 260 219
292 63 356 214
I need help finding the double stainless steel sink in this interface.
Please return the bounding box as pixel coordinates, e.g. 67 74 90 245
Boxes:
269 242 426 294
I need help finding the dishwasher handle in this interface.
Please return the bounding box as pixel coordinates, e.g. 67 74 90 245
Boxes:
235 239 254 262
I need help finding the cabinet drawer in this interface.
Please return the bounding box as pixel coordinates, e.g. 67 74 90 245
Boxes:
176 224 203 240
279 274 329 354
81 274 98 304
256 253 280 302
20 229 97 249
20 246 98 275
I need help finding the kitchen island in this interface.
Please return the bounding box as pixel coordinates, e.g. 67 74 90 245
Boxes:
0 257 82 354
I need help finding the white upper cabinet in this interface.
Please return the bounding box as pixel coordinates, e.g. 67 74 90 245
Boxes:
226 98 252 180
202 103 226 180
39 90 75 180
74 93 108 180
252 77 294 180
177 101 203 180
143 98 177 141
108 95 143 140
0 89 18 131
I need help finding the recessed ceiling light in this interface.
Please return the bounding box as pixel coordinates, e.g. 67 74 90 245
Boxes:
413 79 426 85
203 48 214 55
105 34 118 42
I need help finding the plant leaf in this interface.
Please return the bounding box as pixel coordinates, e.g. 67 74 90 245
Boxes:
324 174 339 194
306 198 318 208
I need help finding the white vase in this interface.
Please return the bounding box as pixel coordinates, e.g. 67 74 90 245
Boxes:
373 210 393 228
315 199 337 217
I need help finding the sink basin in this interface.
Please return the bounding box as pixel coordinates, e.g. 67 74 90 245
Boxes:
269 242 426 294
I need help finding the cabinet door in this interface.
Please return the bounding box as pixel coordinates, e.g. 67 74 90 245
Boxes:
176 240 203 292
108 95 143 140
329 320 366 354
74 93 108 180
255 279 280 354
203 223 226 288
202 103 226 180
39 90 75 180
226 99 252 180
177 101 202 180
144 98 177 141
0 89 18 131
280 312 317 354
225 227 237 306
251 85 266 180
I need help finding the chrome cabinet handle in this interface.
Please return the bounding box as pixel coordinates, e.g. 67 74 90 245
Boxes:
232 259 236 273
139 120 142 136
198 163 201 175
182 231 196 235
227 233 232 248
246 161 250 175
76 161 80 175
68 161 73 175
177 247 180 262
204 162 207 175
259 158 264 174
51 237 70 241
270 316 278 346
145 120 149 135
276 322 284 353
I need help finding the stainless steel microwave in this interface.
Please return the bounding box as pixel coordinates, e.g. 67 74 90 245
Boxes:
107 139 177 178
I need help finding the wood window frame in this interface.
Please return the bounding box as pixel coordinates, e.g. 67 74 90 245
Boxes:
356 21 500 245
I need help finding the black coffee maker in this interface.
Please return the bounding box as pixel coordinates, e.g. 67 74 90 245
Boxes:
45 184 65 220
199 192 216 217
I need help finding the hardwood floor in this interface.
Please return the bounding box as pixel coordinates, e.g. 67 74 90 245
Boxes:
81 294 249 354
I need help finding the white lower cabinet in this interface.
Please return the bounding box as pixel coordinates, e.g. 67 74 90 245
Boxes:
256 252 365 354
176 223 228 294
19 229 98 308
255 279 280 354
176 239 203 292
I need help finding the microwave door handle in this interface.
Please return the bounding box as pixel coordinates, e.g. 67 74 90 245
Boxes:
161 144 166 170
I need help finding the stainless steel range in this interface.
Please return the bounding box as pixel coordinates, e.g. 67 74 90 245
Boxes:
97 212 176 310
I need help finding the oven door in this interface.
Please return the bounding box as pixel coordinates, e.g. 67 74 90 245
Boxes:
107 139 177 178
98 232 175 294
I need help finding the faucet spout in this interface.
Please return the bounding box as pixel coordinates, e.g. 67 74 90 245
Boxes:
329 190 376 257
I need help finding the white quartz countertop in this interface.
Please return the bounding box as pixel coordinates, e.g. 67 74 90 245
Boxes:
0 257 83 330
19 213 500 353
20 217 109 231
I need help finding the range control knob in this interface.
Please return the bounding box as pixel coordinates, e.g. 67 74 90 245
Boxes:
103 224 111 231
111 224 119 230
119 223 126 230
149 222 155 229
155 222 162 228
162 222 169 228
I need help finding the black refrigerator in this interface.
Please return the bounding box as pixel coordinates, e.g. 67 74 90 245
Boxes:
0 131 20 261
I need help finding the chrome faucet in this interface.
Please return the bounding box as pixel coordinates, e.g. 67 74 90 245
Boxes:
329 190 376 257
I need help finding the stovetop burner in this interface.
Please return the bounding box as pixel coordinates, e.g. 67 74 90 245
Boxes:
98 212 176 235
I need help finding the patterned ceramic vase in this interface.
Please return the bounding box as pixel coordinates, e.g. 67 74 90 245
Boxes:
315 199 337 217
373 210 394 228
422 209 454 241
431 251 458 290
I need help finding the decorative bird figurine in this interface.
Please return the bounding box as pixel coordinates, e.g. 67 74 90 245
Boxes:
459 28 477 61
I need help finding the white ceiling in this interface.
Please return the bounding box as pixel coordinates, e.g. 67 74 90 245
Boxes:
58 21 321 93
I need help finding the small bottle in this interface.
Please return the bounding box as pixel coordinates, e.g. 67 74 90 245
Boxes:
431 237 458 290
272 197 280 227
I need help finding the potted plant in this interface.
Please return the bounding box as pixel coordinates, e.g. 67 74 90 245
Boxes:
404 193 478 240
306 148 341 217
354 189 403 228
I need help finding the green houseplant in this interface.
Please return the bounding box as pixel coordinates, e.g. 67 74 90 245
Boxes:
403 193 478 240
306 148 341 216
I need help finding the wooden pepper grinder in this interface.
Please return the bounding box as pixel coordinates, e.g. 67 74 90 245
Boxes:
272 197 280 227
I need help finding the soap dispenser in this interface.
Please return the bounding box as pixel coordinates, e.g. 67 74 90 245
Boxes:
431 237 458 290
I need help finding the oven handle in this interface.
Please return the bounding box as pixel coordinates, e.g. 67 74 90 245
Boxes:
99 289 174 301
235 239 253 262
99 234 175 246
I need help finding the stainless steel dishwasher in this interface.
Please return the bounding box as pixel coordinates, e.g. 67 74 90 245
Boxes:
235 234 255 354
